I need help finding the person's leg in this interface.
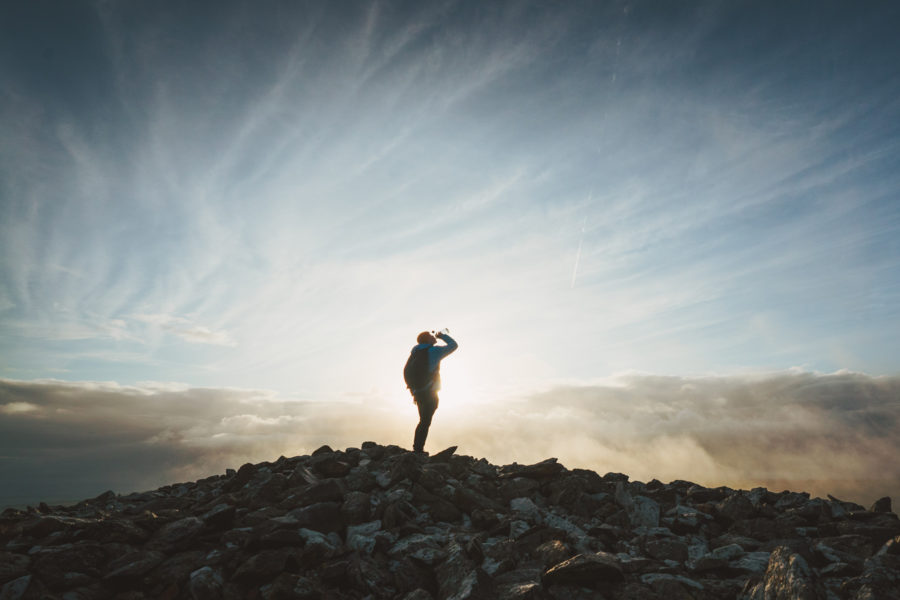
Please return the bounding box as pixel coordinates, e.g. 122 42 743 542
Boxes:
413 392 439 452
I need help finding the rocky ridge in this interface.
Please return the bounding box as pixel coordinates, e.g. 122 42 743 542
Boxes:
1 442 899 600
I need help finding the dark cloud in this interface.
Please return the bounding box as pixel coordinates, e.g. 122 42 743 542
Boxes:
2 372 899 509
0 379 406 508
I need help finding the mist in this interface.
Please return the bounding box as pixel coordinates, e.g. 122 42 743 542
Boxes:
3 370 898 509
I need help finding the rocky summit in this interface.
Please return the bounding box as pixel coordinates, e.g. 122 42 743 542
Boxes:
2 443 899 600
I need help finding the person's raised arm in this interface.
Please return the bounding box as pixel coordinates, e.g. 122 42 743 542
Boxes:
433 332 458 359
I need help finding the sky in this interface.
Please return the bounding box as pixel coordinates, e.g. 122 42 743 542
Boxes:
1 1 899 508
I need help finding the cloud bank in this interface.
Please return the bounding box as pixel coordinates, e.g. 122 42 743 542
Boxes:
2 370 898 509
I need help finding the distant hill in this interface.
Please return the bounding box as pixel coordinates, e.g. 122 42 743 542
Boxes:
2 442 898 599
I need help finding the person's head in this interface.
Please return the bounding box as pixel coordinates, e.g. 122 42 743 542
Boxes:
417 331 436 345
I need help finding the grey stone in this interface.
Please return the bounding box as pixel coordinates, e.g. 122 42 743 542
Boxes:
188 566 224 600
629 496 660 529
718 492 756 522
645 537 689 563
640 573 705 591
499 458 564 480
435 540 493 600
341 491 372 524
200 503 236 529
390 533 448 566
542 552 624 588
233 548 296 583
287 501 343 533
429 446 458 462
732 551 773 575
510 497 542 523
104 550 167 580
534 540 571 568
346 520 383 555
297 528 340 561
0 575 45 600
296 479 344 505
739 546 820 600
147 516 204 551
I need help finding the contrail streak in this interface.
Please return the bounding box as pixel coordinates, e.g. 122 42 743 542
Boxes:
571 215 587 288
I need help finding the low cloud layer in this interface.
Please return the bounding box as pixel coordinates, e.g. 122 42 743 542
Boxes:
2 371 898 508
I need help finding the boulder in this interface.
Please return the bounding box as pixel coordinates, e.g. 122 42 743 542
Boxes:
630 496 660 529
287 502 343 534
188 566 225 600
147 517 203 551
340 491 372 525
435 540 493 600
295 479 344 505
233 548 297 583
739 546 821 600
389 533 448 566
542 552 624 588
871 497 893 514
499 458 564 480
0 553 30 585
103 550 167 581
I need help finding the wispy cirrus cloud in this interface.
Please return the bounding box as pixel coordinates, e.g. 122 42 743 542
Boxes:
132 313 236 347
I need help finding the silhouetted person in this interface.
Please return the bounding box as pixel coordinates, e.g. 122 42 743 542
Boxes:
405 330 458 453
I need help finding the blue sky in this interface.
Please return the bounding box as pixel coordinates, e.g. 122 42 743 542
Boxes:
1 1 899 506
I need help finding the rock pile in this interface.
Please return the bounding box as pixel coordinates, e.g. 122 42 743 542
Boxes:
2 442 899 599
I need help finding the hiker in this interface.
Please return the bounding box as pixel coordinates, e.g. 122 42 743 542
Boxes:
404 329 458 453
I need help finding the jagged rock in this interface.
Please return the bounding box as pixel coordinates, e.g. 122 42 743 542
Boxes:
0 574 48 600
287 501 343 533
542 552 624 587
500 458 564 480
687 485 728 504
630 496 660 528
496 581 543 600
390 532 448 566
147 516 203 551
732 551 773 576
436 540 493 600
104 549 167 581
31 543 108 589
740 546 821 600
645 537 689 563
309 454 351 478
510 497 542 523
718 492 757 523
430 446 458 462
0 552 30 585
295 478 344 505
341 490 373 524
870 497 892 513
499 477 541 503
3 442 899 600
188 566 225 600
641 572 705 593
224 463 257 492
346 519 383 554
690 543 746 572
877 535 900 556
534 540 572 567
201 503 236 529
233 548 297 583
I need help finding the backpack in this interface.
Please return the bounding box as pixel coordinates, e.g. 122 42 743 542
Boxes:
403 347 433 393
